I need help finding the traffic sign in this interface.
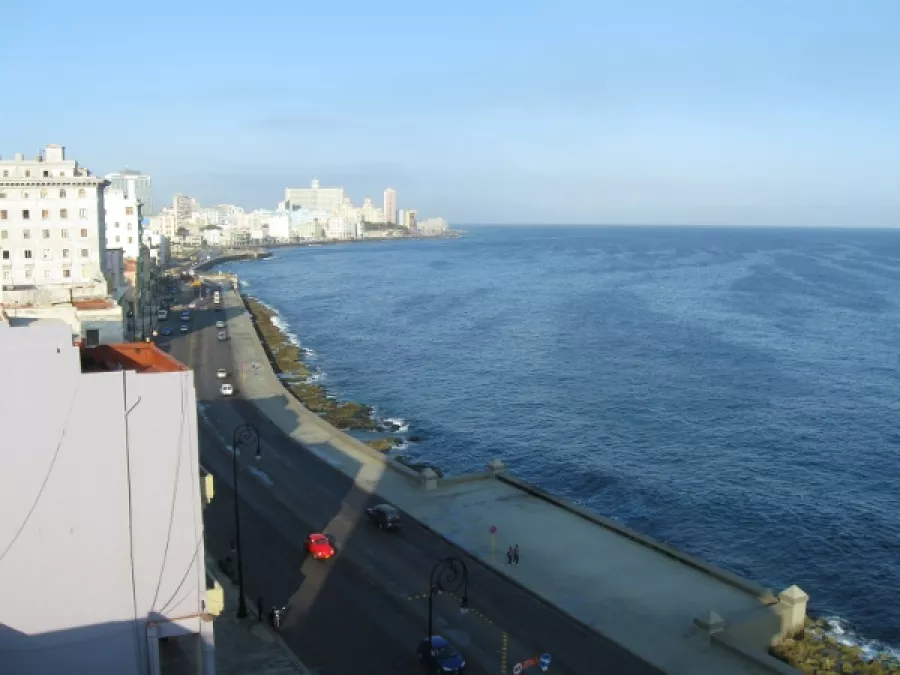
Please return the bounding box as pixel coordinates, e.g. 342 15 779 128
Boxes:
540 653 552 671
489 525 497 534
513 664 523 675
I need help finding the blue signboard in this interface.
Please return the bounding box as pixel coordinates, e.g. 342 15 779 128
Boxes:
539 653 552 671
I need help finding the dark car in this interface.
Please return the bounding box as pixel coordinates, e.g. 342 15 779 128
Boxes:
161 327 173 336
365 503 401 530
418 635 465 674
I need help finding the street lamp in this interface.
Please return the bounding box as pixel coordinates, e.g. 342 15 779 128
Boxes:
232 423 261 618
427 557 469 671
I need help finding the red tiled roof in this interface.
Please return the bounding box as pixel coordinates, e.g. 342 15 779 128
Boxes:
79 343 189 373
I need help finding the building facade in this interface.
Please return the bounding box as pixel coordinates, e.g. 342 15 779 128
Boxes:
104 187 143 260
0 316 216 673
383 187 397 225
285 179 345 214
0 145 108 297
105 170 153 216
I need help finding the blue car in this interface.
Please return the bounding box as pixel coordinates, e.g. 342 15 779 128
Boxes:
418 635 465 674
161 327 173 336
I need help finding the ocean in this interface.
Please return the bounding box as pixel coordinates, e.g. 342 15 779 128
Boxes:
219 225 900 655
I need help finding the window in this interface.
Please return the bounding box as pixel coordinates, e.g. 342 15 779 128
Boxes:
128 237 133 244
80 228 88 237
42 249 51 261
42 229 50 239
63 269 71 278
114 221 120 228
85 329 100 347
41 209 49 219
62 249 70 258
23 229 31 239
0 229 6 238
0 192 6 198
22 209 30 220
0 210 6 220
115 235 121 243
80 248 89 258
60 228 69 238
78 188 85 198
24 170 30 177
2 250 8 259
24 268 32 279
40 189 48 198
79 208 87 218
126 207 134 216
44 270 51 278
60 208 68 219
127 223 132 230
22 192 30 199
43 170 49 178
59 189 67 198
23 249 32 259
1 170 7 177
2 271 8 280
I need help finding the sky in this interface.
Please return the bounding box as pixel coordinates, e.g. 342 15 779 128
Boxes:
2 0 900 227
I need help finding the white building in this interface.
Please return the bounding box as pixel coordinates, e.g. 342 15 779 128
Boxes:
142 229 169 266
146 209 177 240
416 217 449 235
0 144 108 301
285 179 345 214
384 187 397 225
201 225 223 246
173 194 198 233
325 215 360 240
104 187 143 259
105 170 153 216
0 317 218 673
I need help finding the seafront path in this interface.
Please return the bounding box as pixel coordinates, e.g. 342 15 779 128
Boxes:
201 275 800 674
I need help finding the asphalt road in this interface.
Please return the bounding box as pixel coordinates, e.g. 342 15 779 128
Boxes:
160 280 660 675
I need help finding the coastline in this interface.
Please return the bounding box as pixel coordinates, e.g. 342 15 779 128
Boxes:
214 258 899 669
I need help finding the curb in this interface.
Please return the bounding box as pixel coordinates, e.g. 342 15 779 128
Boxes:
205 559 314 675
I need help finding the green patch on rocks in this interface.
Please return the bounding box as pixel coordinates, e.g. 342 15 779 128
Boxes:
770 618 900 674
364 437 403 453
244 296 379 431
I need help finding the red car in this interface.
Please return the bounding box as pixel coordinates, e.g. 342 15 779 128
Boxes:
305 533 336 560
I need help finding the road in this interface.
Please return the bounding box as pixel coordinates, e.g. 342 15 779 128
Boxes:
159 280 660 675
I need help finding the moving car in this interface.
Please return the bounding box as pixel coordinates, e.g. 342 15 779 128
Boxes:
217 331 228 341
220 383 234 396
418 636 466 674
180 324 189 333
215 320 226 329
365 504 401 530
216 368 228 379
161 327 173 337
304 533 337 560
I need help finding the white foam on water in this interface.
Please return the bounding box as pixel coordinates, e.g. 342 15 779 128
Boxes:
393 441 409 452
270 314 301 348
822 616 900 662
383 417 409 432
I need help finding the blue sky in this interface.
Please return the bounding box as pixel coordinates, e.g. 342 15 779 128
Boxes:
2 0 899 226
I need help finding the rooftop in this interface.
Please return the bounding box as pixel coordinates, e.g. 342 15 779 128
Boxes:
80 343 189 374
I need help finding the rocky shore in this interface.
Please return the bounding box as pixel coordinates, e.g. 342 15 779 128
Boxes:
770 617 900 674
243 295 403 451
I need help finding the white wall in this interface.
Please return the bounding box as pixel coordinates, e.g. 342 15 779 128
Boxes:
104 187 142 260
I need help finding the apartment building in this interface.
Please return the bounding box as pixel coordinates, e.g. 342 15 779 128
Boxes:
383 187 397 225
285 179 345 213
104 187 143 259
0 145 108 296
105 169 153 216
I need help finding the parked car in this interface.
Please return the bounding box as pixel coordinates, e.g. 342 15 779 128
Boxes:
304 533 337 560
216 369 228 379
418 636 465 674
216 320 226 329
365 504 401 530
220 383 234 396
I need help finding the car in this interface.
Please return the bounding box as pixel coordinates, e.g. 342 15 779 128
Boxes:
180 324 189 333
365 503 401 530
304 533 336 560
215 321 226 329
161 327 173 337
220 383 234 396
418 635 466 674
217 331 228 341
216 368 228 379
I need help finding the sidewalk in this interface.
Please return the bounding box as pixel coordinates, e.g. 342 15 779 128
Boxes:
207 559 312 675
221 285 787 675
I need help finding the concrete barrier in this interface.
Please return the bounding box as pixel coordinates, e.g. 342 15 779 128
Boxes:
496 473 777 604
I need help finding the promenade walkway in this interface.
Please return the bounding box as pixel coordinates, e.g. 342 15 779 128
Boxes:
219 282 791 675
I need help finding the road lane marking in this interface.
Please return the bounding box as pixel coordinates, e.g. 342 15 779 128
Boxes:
501 632 509 675
405 591 494 625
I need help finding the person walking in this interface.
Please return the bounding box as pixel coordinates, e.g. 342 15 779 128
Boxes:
257 596 264 622
513 544 520 565
506 546 513 565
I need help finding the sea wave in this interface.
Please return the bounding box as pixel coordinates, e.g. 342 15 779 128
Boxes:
270 314 301 348
382 417 409 433
823 616 900 662
393 441 410 452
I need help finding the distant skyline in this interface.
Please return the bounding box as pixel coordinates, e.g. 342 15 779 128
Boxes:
2 0 899 227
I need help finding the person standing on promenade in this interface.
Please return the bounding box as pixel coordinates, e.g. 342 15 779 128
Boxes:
506 546 513 565
513 544 520 565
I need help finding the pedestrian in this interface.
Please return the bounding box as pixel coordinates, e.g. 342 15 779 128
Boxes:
506 546 513 565
257 596 264 622
513 544 520 565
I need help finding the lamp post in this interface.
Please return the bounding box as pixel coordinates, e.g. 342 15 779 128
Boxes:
232 423 261 618
427 557 469 672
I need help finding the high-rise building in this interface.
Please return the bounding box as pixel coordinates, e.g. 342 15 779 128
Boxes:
104 187 143 260
105 169 152 216
0 144 108 296
384 188 397 225
173 194 198 233
285 179 345 214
